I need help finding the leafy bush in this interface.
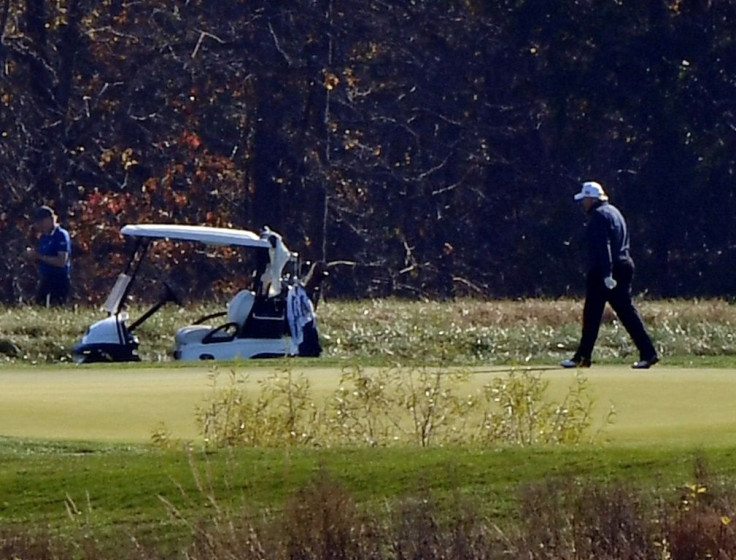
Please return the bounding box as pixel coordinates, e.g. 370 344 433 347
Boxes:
477 370 613 446
332 366 474 448
331 367 396 447
196 366 608 449
196 368 324 447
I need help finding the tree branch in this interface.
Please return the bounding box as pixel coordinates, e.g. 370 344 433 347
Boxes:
268 21 293 66
191 29 225 59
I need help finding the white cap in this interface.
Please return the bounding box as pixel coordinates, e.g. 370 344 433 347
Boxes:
573 181 608 202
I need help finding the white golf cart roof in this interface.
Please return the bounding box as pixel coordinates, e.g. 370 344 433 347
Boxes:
121 224 270 248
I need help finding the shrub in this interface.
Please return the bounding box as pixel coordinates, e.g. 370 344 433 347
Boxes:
516 479 657 559
331 367 397 447
196 366 607 449
280 469 367 560
196 368 324 447
395 367 475 448
331 366 475 448
476 370 612 446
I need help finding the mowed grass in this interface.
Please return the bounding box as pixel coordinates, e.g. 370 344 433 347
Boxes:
2 365 736 552
5 437 736 531
1 364 736 447
3 299 736 549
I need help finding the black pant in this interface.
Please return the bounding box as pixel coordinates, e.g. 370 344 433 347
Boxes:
574 258 656 362
36 275 70 306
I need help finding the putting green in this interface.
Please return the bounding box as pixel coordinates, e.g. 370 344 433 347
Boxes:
0 365 735 446
533 367 736 447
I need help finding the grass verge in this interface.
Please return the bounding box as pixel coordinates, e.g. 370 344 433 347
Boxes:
2 298 736 366
3 438 736 528
3 439 736 557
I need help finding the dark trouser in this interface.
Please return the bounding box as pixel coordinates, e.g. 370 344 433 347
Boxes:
574 257 656 362
36 275 70 306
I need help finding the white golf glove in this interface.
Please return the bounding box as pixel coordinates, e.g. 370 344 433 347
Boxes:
604 276 617 290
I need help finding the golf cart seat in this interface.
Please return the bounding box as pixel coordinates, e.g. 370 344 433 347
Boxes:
174 290 255 346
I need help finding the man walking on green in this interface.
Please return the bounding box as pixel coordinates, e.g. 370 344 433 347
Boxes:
561 181 658 369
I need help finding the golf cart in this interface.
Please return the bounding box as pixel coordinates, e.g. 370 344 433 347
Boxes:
72 224 323 363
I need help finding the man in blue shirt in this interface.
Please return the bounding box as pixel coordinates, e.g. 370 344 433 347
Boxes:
561 181 658 369
27 205 72 306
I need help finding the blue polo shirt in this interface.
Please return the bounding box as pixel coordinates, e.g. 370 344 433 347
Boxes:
37 225 71 280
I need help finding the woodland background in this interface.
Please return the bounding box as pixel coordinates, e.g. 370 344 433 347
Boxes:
1 0 735 303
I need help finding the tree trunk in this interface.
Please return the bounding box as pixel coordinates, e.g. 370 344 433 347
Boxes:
251 73 285 233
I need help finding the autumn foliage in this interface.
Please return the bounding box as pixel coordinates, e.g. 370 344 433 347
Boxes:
1 1 735 303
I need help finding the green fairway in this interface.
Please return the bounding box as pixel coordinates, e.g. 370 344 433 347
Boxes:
1 364 736 446
573 367 736 447
3 363 736 554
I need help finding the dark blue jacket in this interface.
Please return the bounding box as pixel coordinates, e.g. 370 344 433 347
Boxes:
586 202 630 278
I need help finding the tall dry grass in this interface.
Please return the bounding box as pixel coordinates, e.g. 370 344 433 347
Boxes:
2 297 735 364
5 457 736 559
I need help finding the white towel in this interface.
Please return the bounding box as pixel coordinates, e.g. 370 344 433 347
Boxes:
286 285 316 355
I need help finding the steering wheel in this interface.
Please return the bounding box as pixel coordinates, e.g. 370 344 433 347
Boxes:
162 281 183 307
